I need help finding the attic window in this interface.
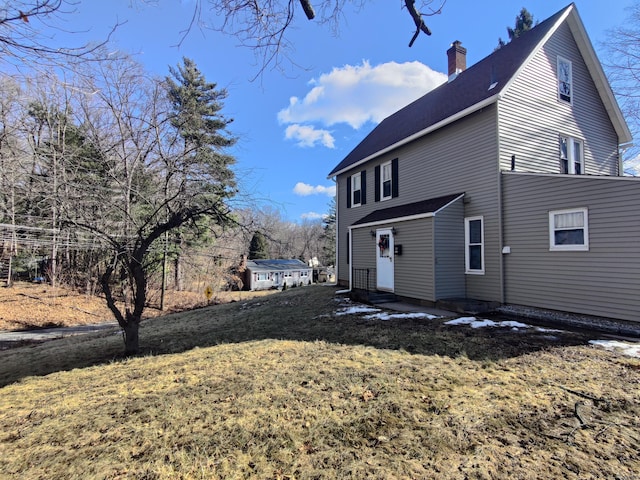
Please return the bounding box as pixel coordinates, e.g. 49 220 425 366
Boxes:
557 56 572 103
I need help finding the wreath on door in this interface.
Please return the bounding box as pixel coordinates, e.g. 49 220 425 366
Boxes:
378 236 389 255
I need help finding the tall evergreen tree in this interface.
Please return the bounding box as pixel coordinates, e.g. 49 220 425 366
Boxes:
321 197 336 266
165 57 237 290
248 231 269 260
497 8 536 48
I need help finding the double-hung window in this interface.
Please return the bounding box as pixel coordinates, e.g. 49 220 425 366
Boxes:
557 56 572 103
347 171 366 208
381 161 392 200
559 136 583 174
375 158 399 201
351 174 362 206
465 216 484 274
549 208 589 251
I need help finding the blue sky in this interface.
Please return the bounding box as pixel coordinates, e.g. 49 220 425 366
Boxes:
41 0 634 221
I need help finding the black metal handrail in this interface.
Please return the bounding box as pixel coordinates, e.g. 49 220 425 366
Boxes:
352 267 376 292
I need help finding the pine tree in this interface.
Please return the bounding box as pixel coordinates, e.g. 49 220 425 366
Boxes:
248 232 269 260
321 197 336 266
497 8 536 48
165 57 237 290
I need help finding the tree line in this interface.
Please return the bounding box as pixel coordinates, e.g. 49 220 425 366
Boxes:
0 52 334 353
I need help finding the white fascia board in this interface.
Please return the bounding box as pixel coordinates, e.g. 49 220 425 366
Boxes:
349 212 435 231
498 4 631 146
329 95 501 178
433 193 465 215
566 8 632 144
499 6 572 99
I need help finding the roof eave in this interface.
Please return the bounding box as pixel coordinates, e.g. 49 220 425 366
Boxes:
349 193 465 229
328 94 502 178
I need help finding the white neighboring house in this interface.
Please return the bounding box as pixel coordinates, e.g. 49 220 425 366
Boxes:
245 259 313 291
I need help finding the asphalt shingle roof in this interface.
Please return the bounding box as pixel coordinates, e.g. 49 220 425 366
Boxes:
246 259 310 272
351 193 464 226
328 5 570 177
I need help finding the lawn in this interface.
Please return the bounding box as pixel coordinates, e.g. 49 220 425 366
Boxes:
0 285 638 479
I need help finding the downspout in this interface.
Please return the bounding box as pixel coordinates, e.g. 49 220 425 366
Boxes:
348 226 353 292
498 169 505 304
496 101 506 305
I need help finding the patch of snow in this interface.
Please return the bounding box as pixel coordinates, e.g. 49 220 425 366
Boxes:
445 316 565 332
363 312 439 321
589 340 640 358
335 289 351 295
534 327 565 333
336 306 381 316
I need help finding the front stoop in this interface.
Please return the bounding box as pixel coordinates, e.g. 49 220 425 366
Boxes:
349 289 397 305
368 292 397 304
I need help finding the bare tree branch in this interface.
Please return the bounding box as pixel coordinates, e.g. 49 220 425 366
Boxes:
0 0 123 68
142 0 445 78
403 0 446 47
299 0 315 20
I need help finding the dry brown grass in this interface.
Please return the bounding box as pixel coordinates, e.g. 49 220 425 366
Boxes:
0 285 638 479
0 282 275 331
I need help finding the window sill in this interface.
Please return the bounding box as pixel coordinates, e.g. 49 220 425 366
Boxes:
465 270 485 275
549 246 588 252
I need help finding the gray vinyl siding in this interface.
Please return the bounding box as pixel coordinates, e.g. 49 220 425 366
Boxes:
393 218 434 301
336 105 502 302
502 172 640 322
499 23 619 176
434 199 465 299
351 226 376 271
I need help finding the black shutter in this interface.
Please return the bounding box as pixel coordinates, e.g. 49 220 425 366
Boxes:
360 171 367 205
346 232 350 264
374 165 380 202
391 158 399 198
346 176 351 208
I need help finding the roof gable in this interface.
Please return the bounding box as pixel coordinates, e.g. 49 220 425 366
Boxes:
329 3 630 178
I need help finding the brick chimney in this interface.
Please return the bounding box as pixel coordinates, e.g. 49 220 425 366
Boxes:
447 40 467 81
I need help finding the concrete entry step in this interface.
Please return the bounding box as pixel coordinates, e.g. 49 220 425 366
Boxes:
368 292 397 304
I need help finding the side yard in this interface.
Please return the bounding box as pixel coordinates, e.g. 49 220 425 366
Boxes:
0 285 638 478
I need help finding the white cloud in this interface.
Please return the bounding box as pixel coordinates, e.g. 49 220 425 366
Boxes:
623 154 640 176
300 211 326 220
293 182 336 197
278 60 447 131
285 124 335 148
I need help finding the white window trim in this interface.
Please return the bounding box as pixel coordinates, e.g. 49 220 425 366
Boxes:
351 173 362 207
557 56 573 104
381 161 392 201
549 208 589 251
559 135 583 175
465 216 485 275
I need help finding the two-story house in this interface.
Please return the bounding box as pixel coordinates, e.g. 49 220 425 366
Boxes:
328 3 640 323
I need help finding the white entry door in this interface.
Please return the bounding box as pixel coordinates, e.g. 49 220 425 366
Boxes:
376 229 394 292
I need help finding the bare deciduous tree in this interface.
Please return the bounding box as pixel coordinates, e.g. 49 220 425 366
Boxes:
604 1 640 166
0 0 121 68
142 0 445 76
